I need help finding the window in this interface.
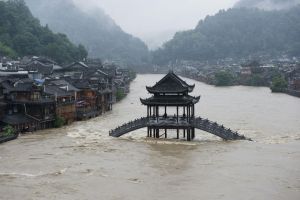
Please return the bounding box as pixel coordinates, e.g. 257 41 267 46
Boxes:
31 92 40 101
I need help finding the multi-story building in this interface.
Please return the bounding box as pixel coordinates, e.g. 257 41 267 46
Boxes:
0 79 55 132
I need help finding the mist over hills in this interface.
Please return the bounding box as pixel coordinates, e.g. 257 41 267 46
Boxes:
235 0 300 10
25 0 150 68
152 6 300 65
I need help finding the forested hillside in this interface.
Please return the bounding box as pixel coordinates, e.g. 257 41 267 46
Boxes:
25 0 150 68
0 0 87 64
235 0 300 10
152 6 300 65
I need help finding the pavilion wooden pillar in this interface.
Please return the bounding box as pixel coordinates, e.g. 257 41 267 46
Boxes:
187 128 191 141
165 129 167 138
156 106 159 122
187 105 190 123
192 105 195 118
176 106 179 123
177 129 179 139
191 128 195 139
156 129 160 138
153 106 155 117
147 106 149 118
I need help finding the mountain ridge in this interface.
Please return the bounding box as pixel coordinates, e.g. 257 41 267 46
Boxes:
25 0 150 68
152 6 300 65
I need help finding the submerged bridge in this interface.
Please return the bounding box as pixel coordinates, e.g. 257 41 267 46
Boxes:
109 117 251 141
109 72 251 141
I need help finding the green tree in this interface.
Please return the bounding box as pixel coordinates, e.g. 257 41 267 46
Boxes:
54 116 66 128
116 88 126 101
270 76 288 92
3 125 15 137
13 32 41 55
249 74 267 86
215 71 235 86
0 42 16 57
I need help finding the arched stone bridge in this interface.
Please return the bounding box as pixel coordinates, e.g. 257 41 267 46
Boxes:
109 117 251 141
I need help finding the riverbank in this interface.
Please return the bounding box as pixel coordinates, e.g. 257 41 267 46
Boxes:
0 68 136 144
179 72 300 98
0 133 18 144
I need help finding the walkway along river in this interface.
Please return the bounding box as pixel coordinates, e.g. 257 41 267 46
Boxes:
0 74 300 200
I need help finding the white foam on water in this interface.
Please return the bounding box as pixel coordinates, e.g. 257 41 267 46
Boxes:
0 172 41 178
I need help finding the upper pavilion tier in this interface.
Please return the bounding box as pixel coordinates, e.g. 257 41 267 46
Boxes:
146 71 195 94
141 72 200 106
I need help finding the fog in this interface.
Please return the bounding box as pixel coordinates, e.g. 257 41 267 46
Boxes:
55 0 300 49
235 0 300 10
73 0 239 49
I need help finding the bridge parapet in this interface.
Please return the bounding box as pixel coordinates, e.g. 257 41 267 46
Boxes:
109 116 251 141
191 117 251 141
109 117 148 137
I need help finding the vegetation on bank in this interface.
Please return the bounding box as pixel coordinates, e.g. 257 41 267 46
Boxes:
152 6 300 65
214 72 272 87
1 125 15 137
54 116 66 128
116 88 126 102
214 71 236 86
0 0 87 64
244 74 267 86
271 76 288 93
129 70 137 81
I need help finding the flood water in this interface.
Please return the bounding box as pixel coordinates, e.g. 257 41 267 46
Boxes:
1 74 300 200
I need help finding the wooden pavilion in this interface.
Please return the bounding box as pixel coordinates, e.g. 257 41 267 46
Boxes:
140 71 200 141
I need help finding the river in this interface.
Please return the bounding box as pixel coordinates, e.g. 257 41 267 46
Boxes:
0 74 300 200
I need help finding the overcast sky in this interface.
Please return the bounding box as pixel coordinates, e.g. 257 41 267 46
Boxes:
73 0 239 48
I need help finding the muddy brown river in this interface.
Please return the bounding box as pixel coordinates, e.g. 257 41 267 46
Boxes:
1 74 300 200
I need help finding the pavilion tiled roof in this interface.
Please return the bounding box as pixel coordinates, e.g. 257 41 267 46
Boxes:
146 71 195 94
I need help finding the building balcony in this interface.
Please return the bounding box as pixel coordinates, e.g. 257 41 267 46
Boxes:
56 100 76 106
10 98 55 105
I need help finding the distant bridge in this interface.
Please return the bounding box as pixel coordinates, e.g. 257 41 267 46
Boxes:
109 117 251 141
